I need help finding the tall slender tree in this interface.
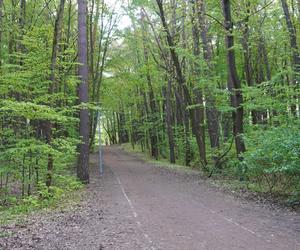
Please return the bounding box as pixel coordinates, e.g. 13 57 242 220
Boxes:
45 0 65 187
281 0 300 73
190 0 207 167
195 0 220 152
77 0 90 183
141 11 159 159
165 78 176 163
156 0 207 166
281 0 300 115
221 0 246 157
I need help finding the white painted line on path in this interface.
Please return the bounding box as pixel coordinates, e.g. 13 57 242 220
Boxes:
116 176 156 250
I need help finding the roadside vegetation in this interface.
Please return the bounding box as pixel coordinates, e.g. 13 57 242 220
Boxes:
0 0 117 220
99 0 300 206
0 174 83 224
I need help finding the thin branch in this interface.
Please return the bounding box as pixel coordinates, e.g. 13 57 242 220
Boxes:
149 48 168 71
141 7 169 64
236 1 274 25
204 13 226 29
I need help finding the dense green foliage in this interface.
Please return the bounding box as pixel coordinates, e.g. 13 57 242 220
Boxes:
1 0 300 209
100 0 300 200
0 0 117 210
242 124 300 192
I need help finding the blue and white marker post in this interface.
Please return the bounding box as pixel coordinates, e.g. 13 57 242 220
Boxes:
98 110 103 176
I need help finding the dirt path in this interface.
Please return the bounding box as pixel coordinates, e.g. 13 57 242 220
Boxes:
1 146 300 250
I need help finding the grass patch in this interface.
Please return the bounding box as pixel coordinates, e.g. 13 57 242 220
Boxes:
120 143 202 174
0 175 84 225
0 231 13 238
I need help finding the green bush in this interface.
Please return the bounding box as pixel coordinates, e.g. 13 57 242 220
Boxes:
241 125 300 193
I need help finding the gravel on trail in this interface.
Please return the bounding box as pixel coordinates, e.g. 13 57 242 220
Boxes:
1 146 299 250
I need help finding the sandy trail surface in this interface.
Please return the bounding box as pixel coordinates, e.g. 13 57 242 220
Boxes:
1 146 299 250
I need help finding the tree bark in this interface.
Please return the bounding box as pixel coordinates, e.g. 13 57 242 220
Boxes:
88 0 101 149
297 0 300 21
196 0 220 150
190 0 207 166
118 111 129 143
157 0 207 166
165 78 176 163
281 0 300 115
169 0 191 166
221 0 246 158
281 0 300 72
18 0 26 62
141 11 159 159
8 0 17 65
45 0 65 187
77 0 90 183
240 1 252 87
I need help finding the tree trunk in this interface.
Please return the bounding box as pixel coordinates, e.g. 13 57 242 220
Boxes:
193 88 207 166
175 86 184 126
45 0 65 187
190 0 207 166
88 0 101 149
165 79 176 163
221 0 246 158
157 0 206 166
18 0 26 56
196 0 220 150
259 32 271 82
77 0 90 183
170 0 191 166
118 111 128 143
239 1 260 125
281 0 300 71
8 0 17 65
174 87 192 165
141 11 158 159
254 29 270 124
281 0 300 115
240 1 252 87
89 7 114 147
297 0 300 21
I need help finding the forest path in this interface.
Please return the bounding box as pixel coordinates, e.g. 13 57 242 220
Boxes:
1 146 300 250
100 146 300 250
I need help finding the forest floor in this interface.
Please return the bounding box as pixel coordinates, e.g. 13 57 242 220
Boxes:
1 146 300 250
